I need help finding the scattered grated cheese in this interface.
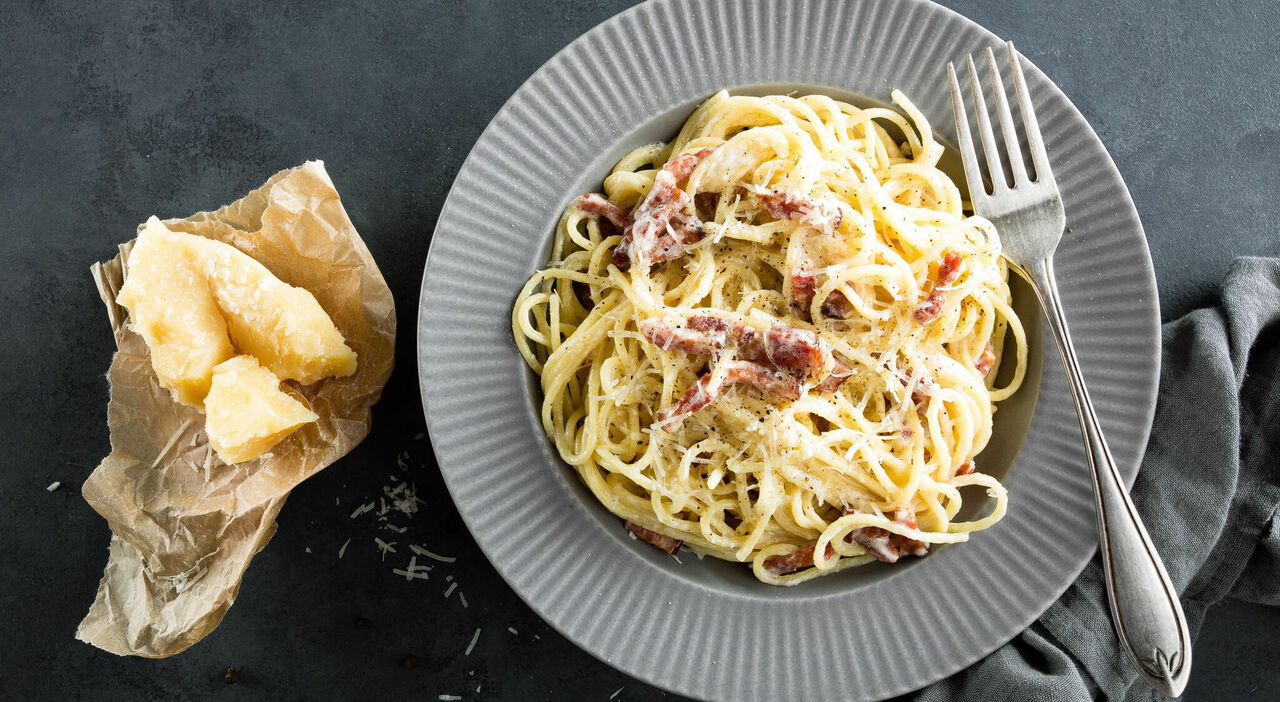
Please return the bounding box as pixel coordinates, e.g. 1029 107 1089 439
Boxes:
305 547 311 554
409 545 456 563
443 582 458 598
393 555 431 581
338 538 351 559
611 688 624 699
459 592 469 609
204 447 213 482
383 523 407 534
439 696 461 701
507 627 518 635
374 538 397 561
464 628 480 656
415 432 425 440
391 485 424 515
350 501 375 519
45 481 60 492
476 683 482 693
152 419 193 468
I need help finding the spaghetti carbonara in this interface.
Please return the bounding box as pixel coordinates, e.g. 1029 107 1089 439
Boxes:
513 90 1026 585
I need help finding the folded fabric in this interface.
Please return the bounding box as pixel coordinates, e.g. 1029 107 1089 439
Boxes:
917 257 1280 701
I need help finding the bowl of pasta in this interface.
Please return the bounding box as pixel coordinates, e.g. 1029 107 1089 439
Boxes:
419 0 1159 699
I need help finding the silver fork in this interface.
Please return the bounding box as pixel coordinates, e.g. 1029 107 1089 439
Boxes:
948 43 1191 698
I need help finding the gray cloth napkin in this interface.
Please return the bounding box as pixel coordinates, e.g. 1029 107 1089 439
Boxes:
914 257 1280 701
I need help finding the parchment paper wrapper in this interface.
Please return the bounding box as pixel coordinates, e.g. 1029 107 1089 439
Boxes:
77 161 396 657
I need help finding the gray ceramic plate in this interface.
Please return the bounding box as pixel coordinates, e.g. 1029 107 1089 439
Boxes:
418 0 1160 699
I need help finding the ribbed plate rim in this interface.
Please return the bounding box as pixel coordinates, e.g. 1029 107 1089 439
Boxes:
417 0 1161 699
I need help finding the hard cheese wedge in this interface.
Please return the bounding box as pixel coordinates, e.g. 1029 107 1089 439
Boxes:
116 217 235 406
189 235 358 385
205 355 319 464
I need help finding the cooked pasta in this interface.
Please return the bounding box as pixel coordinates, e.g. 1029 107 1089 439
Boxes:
513 89 1026 584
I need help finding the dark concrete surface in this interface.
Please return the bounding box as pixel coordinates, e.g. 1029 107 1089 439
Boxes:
0 1 1276 700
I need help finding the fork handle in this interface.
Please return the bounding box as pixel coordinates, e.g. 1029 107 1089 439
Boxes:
1027 258 1192 698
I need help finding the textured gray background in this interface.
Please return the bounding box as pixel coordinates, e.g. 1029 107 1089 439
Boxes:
1 0 1276 700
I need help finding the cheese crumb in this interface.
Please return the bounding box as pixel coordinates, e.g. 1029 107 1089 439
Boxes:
374 538 397 561
392 556 431 581
152 419 194 468
611 688 624 699
338 538 351 559
45 481 60 492
464 628 480 656
409 545 456 563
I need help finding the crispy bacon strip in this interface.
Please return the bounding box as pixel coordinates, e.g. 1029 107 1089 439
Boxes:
956 460 976 476
625 521 683 556
790 259 855 320
908 374 936 415
849 526 899 563
655 374 716 430
815 354 853 394
576 193 633 230
844 506 930 562
655 361 805 431
763 325 824 376
638 315 730 356
644 315 847 428
762 543 837 575
641 316 824 375
976 346 996 377
724 361 803 400
791 260 817 313
821 289 855 319
914 250 963 324
890 506 930 558
756 189 843 234
665 149 713 181
613 148 716 268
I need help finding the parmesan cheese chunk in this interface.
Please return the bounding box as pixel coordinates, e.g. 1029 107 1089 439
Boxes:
188 235 357 385
116 217 235 406
204 355 318 464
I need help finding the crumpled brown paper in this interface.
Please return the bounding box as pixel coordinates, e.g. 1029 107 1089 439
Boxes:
77 161 396 657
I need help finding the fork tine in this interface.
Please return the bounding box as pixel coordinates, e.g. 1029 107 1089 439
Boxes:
947 61 986 204
1006 42 1052 183
985 47 1028 185
965 53 1006 190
